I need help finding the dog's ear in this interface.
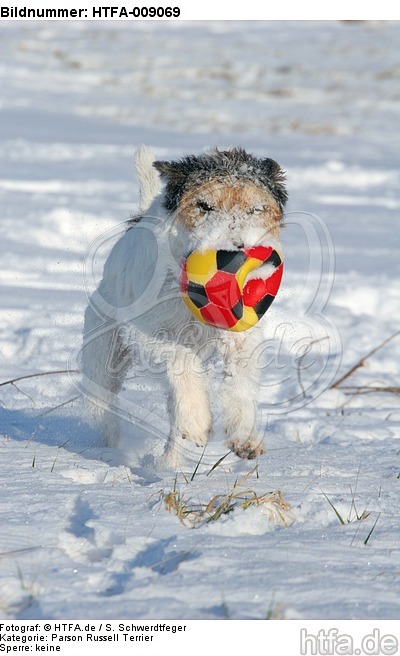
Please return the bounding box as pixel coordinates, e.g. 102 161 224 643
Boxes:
153 160 186 182
153 160 171 177
260 158 288 210
153 160 188 211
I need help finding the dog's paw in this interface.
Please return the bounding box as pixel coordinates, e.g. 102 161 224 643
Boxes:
182 431 209 448
227 438 264 460
179 411 211 448
163 429 210 469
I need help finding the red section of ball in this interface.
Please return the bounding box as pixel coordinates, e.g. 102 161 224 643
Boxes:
242 264 283 307
244 245 273 261
200 304 238 329
265 264 283 295
179 260 189 294
205 270 241 308
243 278 268 308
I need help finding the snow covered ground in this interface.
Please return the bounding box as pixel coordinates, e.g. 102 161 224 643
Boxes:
1 20 400 620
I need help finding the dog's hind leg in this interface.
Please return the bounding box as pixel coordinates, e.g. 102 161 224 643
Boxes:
81 282 131 449
163 347 211 468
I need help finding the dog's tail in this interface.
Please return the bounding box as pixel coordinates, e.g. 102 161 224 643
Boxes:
134 145 162 213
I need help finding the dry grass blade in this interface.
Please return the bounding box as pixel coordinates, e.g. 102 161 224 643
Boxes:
158 468 292 528
341 386 400 395
190 447 206 481
233 464 259 489
204 494 225 514
364 513 380 546
330 330 400 389
321 491 345 525
0 369 80 388
322 488 370 526
39 396 80 416
206 451 231 476
205 488 292 524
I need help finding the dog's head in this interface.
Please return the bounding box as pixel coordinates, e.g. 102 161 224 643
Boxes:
153 147 287 250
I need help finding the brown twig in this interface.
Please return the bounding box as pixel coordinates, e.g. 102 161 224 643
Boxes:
341 386 400 395
330 331 400 389
11 381 35 405
39 396 80 416
0 369 80 388
0 546 47 558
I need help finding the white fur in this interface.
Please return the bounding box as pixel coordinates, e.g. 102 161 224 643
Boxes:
81 147 279 468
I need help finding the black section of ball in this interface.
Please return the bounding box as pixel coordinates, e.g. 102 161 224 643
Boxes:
187 281 209 308
216 250 247 273
265 250 282 267
254 294 275 319
231 300 244 320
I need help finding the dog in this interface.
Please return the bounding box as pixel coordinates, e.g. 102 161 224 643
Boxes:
81 146 287 468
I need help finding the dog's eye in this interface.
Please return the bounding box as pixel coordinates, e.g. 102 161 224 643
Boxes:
248 206 264 215
196 200 215 212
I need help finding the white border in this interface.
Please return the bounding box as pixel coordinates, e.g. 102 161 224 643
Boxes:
0 620 399 654
0 0 399 21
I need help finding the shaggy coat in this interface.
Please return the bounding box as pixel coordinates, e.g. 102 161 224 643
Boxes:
81 146 287 468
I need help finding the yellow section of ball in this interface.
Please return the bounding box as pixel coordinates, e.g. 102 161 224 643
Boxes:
185 249 217 285
230 306 259 332
235 256 264 291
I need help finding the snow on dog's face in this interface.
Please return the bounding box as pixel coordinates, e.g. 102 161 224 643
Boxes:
153 147 287 251
177 178 282 248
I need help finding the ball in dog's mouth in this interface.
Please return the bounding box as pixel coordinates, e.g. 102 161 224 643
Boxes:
179 246 283 332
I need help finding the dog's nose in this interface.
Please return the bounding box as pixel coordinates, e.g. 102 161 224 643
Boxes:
234 242 244 249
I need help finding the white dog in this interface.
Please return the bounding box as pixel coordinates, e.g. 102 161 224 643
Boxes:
81 146 287 468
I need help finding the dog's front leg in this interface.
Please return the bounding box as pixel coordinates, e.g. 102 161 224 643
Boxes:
220 335 264 460
163 346 211 468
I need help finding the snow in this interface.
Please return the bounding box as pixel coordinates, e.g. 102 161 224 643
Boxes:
1 20 400 620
